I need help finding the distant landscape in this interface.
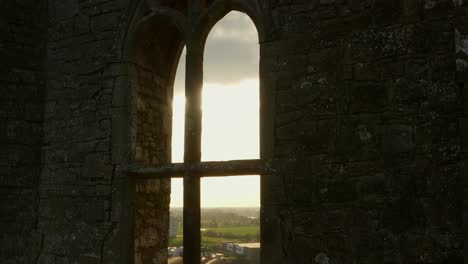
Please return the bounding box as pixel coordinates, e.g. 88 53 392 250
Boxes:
169 207 260 263
169 207 260 250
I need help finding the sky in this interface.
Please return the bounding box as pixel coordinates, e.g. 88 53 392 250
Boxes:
170 12 260 208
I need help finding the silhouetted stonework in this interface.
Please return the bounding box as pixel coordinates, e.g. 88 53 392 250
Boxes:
0 0 466 264
263 1 466 263
0 1 47 263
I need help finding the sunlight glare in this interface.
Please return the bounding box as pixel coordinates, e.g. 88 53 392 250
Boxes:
170 11 259 208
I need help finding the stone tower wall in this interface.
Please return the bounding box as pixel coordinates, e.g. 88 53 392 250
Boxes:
0 0 465 263
262 1 465 263
0 1 47 263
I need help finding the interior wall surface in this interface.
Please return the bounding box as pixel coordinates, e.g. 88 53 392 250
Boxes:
454 1 468 260
262 1 465 263
1 0 465 264
0 0 47 263
39 0 131 263
38 0 182 263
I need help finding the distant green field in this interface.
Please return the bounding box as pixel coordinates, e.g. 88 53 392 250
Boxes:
169 235 227 248
169 225 260 249
204 226 259 236
169 236 183 247
202 236 226 248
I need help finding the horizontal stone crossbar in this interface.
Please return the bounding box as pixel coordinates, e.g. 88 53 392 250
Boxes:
128 159 267 178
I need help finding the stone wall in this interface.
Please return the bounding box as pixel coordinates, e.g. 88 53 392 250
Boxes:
1 0 465 264
0 0 47 263
454 1 468 261
262 1 464 263
38 1 128 262
37 0 180 263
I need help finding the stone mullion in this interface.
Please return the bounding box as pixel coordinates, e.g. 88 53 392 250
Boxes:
183 40 204 264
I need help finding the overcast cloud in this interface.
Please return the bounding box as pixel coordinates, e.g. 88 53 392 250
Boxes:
174 12 259 94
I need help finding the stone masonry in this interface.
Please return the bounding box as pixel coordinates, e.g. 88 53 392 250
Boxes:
0 0 47 263
0 0 466 264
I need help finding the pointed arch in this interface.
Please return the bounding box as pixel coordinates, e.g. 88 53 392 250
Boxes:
193 0 266 47
201 10 260 161
114 6 188 263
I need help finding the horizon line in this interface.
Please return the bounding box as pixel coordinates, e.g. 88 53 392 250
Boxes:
170 206 260 208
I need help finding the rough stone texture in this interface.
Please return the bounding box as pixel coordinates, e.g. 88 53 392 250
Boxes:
262 1 465 263
38 0 124 262
0 1 47 263
37 1 181 262
1 0 465 264
454 2 468 262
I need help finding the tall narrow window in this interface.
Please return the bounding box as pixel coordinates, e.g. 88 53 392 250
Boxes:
132 10 262 264
201 11 260 162
200 11 260 264
168 47 186 262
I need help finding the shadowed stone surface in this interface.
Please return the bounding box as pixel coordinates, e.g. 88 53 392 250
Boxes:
0 1 47 263
0 0 466 264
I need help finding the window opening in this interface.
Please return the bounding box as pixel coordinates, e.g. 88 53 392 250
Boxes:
169 47 186 261
199 12 260 264
172 46 186 164
201 176 260 263
201 10 260 161
133 10 262 264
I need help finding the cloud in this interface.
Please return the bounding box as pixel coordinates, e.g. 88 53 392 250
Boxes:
174 11 259 95
204 37 259 84
208 11 258 43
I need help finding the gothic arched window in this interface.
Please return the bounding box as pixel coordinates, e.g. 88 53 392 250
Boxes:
129 3 268 264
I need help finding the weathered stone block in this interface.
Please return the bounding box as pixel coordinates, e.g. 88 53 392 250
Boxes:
82 153 113 180
261 205 290 264
348 26 418 62
90 12 119 32
349 82 387 113
383 124 414 154
334 116 381 160
296 119 336 154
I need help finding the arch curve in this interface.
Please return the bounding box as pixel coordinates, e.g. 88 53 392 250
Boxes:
192 0 266 48
112 1 270 263
114 3 188 264
124 8 186 76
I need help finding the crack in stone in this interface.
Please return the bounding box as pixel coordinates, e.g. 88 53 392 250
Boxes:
34 233 44 264
100 222 117 264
